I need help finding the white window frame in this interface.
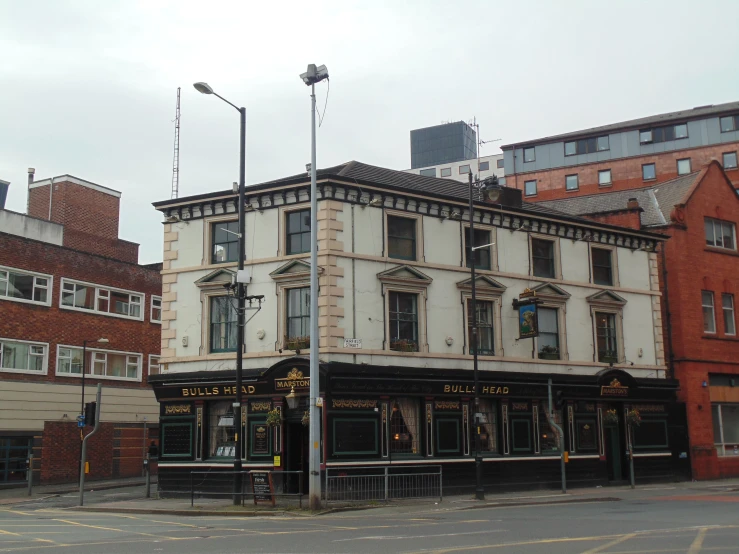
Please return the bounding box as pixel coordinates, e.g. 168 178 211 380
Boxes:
677 158 692 175
0 265 53 307
723 294 736 336
148 354 161 376
598 169 612 187
713 404 739 456
705 217 737 251
151 295 162 324
702 291 716 334
723 151 738 170
565 174 579 191
55 344 142 382
59 278 145 321
524 180 537 197
535 303 569 362
0 338 49 375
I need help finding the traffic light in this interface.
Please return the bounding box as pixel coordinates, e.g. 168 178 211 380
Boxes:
84 402 97 427
554 390 565 410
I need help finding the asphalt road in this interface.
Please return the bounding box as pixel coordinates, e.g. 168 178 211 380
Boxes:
2 487 739 553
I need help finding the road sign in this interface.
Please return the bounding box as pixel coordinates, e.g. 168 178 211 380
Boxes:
77 420 85 428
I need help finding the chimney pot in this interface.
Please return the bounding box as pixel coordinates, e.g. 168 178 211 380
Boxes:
27 168 35 185
627 197 639 209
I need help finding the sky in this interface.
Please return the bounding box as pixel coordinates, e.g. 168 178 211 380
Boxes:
1 0 737 264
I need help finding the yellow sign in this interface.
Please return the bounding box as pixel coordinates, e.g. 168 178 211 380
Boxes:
601 378 629 397
273 455 281 467
275 368 310 391
165 404 192 415
181 385 256 397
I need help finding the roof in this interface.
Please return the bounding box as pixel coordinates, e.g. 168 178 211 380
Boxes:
28 175 122 198
501 101 739 149
537 171 702 227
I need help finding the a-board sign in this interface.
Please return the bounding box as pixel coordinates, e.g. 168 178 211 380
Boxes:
250 471 275 506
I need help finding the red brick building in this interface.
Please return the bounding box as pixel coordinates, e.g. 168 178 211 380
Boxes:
539 162 739 480
0 172 161 485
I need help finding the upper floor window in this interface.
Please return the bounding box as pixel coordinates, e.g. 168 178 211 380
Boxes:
286 209 311 255
720 115 739 133
723 294 736 336
565 174 579 191
388 291 418 352
595 312 618 363
598 169 612 186
0 266 51 306
639 123 688 144
148 355 161 376
61 279 143 320
211 221 240 263
524 180 537 197
459 164 471 174
523 148 536 163
723 152 738 170
564 136 609 156
677 158 692 175
419 168 436 177
56 345 141 381
387 215 417 261
467 299 494 355
286 286 310 341
642 163 656 181
440 168 452 178
496 159 504 169
479 161 490 171
531 238 556 279
151 296 162 324
0 338 47 374
210 296 238 353
537 307 560 360
703 291 716 334
705 217 736 251
591 247 614 286
465 228 492 270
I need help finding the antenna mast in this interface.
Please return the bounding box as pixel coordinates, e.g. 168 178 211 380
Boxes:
171 87 181 199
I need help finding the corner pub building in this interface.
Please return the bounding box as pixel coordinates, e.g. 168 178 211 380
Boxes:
150 161 688 496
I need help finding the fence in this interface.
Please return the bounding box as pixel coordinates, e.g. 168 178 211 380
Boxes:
325 465 442 503
189 470 304 507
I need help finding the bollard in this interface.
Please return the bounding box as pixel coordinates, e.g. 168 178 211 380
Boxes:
27 454 33 496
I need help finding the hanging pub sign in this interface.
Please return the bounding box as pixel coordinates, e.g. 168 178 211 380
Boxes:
518 299 539 339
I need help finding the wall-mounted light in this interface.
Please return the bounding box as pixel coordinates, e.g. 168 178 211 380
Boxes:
702 381 708 388
285 386 299 410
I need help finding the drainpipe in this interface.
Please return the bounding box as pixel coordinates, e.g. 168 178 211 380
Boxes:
48 177 54 221
660 244 674 378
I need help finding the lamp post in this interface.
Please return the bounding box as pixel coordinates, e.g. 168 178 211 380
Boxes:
194 81 247 505
79 337 108 479
300 63 329 510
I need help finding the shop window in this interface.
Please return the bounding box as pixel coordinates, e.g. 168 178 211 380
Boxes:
705 217 736 251
467 299 495 355
595 312 619 363
211 221 240 263
209 401 235 458
387 215 417 261
702 291 716 334
389 291 419 352
575 418 598 452
0 266 51 306
537 404 558 453
210 296 238 352
160 421 193 458
332 418 379 456
632 419 669 450
712 404 739 456
591 247 614 286
0 339 47 374
509 402 533 454
286 208 311 255
531 238 556 278
390 398 420 455
435 417 462 455
478 399 498 453
465 227 492 270
0 437 31 483
537 307 560 360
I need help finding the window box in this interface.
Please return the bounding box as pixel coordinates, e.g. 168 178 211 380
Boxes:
390 339 418 352
538 346 560 360
599 351 619 364
284 336 310 352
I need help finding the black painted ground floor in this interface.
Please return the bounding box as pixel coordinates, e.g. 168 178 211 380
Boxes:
149 358 690 495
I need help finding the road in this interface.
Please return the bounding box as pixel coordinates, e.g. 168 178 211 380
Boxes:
1 485 739 553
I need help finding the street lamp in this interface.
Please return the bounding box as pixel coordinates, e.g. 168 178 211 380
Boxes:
300 63 329 511
194 81 247 505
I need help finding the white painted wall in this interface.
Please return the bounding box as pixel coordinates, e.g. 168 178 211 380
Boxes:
0 209 64 245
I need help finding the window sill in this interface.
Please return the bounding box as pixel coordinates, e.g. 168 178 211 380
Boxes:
0 368 49 376
702 335 739 342
598 183 613 188
56 373 142 382
704 247 739 257
0 296 51 308
643 178 657 182
60 305 145 322
565 188 580 193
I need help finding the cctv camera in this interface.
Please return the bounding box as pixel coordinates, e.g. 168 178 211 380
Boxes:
164 214 180 223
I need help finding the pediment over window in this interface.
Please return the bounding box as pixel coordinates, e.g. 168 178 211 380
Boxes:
456 275 506 293
530 282 571 300
586 290 627 306
377 265 432 286
270 259 321 282
195 268 235 288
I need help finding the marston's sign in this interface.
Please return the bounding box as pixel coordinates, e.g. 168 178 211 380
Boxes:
601 378 629 397
275 368 310 391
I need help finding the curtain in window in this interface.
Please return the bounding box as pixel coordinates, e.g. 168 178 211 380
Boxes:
394 398 419 454
478 399 497 452
209 401 235 458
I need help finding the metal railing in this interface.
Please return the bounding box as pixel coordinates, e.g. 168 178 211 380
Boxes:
325 465 442 503
189 470 304 507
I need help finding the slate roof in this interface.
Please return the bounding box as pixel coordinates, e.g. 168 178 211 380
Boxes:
537 172 702 228
501 101 739 149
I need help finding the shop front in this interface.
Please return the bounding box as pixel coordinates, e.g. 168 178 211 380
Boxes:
150 358 687 496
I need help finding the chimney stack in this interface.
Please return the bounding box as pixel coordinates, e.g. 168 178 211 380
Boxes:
627 197 639 210
27 168 35 185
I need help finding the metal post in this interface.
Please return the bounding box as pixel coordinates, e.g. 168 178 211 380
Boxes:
308 82 321 510
468 173 484 501
79 384 102 506
629 426 636 489
233 105 247 506
27 453 33 496
145 453 151 498
547 378 567 494
384 466 389 501
78 340 87 480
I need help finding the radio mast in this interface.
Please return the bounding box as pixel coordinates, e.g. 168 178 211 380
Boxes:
171 87 181 199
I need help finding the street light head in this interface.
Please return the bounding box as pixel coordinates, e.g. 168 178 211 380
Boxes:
300 64 329 86
193 82 214 94
96 338 109 344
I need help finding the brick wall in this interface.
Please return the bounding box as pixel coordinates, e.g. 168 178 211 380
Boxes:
581 209 643 230
510 144 739 201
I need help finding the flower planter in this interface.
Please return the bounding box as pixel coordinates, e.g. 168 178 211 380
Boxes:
538 352 560 360
285 337 310 352
390 340 418 352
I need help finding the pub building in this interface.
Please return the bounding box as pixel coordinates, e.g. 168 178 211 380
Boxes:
151 161 688 496
152 358 686 494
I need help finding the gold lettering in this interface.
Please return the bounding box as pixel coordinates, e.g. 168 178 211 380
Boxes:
212 387 219 395
481 386 489 394
182 388 189 397
503 387 509 394
444 385 450 393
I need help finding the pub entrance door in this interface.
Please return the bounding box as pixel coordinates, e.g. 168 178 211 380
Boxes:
285 421 308 494
604 406 626 483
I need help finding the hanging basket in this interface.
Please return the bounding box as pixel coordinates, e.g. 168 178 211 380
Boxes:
602 409 619 425
265 408 281 427
625 408 642 427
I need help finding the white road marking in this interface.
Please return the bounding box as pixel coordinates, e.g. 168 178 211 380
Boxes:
334 529 506 542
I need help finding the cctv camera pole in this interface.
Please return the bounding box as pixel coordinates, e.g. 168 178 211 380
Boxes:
468 173 484 501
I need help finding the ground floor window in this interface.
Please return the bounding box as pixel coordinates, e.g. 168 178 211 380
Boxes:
509 402 534 454
332 417 379 456
0 437 31 482
390 398 420 455
537 403 559 453
573 402 599 453
713 404 739 456
208 401 235 458
160 421 193 458
478 399 498 453
632 418 669 450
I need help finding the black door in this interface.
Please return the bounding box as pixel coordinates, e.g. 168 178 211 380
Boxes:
285 422 308 494
604 424 626 482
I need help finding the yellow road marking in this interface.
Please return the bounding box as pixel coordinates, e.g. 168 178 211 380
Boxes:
688 527 708 554
0 530 22 537
581 533 637 554
51 519 179 540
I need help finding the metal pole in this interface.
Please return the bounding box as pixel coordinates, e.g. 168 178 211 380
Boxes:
27 453 33 496
145 453 151 498
629 426 636 489
469 173 484 501
233 106 246 505
547 378 567 494
308 81 321 510
78 340 87 481
79 384 102 506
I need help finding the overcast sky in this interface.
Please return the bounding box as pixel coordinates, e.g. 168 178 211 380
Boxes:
1 0 737 263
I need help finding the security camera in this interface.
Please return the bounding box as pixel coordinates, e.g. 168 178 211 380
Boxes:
448 210 462 220
232 182 238 193
305 163 312 173
300 64 329 85
164 214 180 223
368 197 382 207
